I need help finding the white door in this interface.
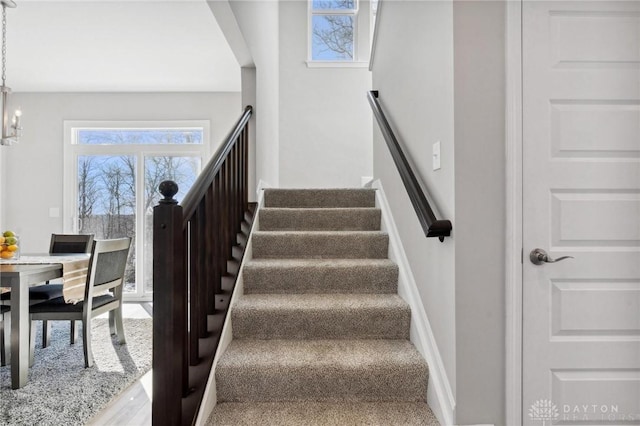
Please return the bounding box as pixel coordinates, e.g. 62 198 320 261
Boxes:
522 1 640 424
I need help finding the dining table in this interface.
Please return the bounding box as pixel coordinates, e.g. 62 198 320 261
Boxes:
0 253 90 389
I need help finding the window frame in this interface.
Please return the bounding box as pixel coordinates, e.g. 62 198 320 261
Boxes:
308 0 360 64
63 120 210 301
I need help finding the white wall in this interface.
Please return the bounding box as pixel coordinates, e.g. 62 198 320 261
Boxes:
372 1 506 424
0 146 5 230
3 92 240 253
453 2 506 423
278 0 373 188
216 0 373 189
227 0 280 188
371 0 457 407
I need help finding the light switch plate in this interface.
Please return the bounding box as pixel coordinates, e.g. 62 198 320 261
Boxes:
433 141 441 170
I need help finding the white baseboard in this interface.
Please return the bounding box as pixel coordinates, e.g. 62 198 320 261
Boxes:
256 179 271 196
361 176 374 187
372 179 456 426
194 189 265 425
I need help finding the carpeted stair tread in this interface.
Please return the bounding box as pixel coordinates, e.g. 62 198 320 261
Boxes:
208 401 440 426
232 294 410 339
212 188 437 422
243 258 398 294
259 208 381 231
216 339 428 403
252 231 388 259
264 188 376 208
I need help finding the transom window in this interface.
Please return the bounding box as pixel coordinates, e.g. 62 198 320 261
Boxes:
76 128 203 145
309 0 358 61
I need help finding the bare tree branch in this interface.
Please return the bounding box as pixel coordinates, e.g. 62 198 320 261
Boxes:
313 14 354 59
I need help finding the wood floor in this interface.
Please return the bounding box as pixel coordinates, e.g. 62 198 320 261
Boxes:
88 302 153 426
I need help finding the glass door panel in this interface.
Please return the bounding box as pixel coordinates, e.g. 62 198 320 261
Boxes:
143 156 200 294
77 155 137 293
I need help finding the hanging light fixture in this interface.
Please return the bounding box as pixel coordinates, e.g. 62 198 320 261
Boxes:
0 0 20 146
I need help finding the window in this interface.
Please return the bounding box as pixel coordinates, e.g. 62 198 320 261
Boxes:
64 121 209 301
309 0 358 61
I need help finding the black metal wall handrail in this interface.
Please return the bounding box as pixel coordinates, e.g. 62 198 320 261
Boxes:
152 105 254 425
367 91 452 241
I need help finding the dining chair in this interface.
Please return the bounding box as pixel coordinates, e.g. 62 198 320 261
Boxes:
34 234 94 348
44 234 94 346
1 305 9 366
30 237 131 368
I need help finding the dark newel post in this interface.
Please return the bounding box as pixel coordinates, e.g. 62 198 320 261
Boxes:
152 180 185 426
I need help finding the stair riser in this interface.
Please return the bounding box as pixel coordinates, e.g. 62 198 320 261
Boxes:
232 307 410 340
252 233 389 259
210 402 439 426
216 366 428 403
243 264 398 294
264 189 376 208
259 209 381 231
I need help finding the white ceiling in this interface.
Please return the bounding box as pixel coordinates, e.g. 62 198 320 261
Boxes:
6 1 241 92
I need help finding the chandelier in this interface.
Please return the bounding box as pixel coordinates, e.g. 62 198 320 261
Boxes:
0 0 20 146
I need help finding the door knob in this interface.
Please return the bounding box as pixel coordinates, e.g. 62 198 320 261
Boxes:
529 248 574 265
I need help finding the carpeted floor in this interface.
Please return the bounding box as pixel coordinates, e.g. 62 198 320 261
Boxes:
0 317 152 426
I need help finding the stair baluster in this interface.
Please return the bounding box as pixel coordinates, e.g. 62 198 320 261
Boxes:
152 106 254 426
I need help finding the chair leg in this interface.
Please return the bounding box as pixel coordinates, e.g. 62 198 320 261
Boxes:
70 320 78 345
108 311 116 336
29 318 36 367
82 319 94 368
42 320 51 348
114 306 126 345
0 318 4 367
0 313 8 366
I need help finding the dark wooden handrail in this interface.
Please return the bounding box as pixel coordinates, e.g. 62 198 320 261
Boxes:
152 105 254 425
181 105 253 222
367 91 452 241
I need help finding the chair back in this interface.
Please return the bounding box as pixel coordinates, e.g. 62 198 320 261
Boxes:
49 234 94 254
84 238 132 302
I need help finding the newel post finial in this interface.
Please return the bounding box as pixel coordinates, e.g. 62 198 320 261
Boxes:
158 180 179 205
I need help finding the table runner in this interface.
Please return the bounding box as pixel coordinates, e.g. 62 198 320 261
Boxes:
0 255 90 303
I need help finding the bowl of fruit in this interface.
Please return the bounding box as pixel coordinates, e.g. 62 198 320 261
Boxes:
0 230 19 260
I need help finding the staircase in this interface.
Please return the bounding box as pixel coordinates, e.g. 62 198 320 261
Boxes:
208 188 439 425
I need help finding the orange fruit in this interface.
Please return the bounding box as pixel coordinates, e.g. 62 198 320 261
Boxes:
1 251 14 259
7 245 18 252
